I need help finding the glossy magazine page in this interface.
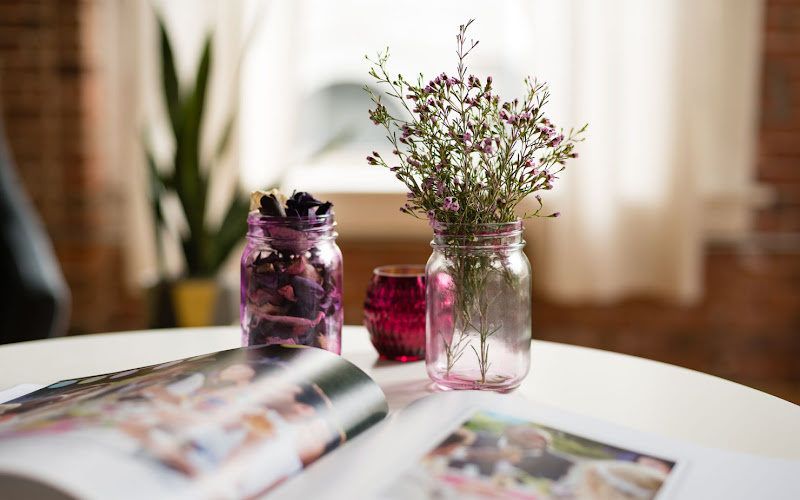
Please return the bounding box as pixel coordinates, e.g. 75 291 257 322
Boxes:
0 345 388 499
382 410 677 499
271 391 799 500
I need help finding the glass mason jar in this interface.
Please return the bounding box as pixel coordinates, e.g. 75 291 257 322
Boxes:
426 221 531 392
240 213 343 354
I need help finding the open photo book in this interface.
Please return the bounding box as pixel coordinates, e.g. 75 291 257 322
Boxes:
0 345 797 500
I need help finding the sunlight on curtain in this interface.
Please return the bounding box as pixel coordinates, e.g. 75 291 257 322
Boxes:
239 0 763 303
522 0 695 302
523 0 764 303
114 0 763 302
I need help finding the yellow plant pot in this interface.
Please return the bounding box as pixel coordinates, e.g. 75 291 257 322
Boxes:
170 279 219 328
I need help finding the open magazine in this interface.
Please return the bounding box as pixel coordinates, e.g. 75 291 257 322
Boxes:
0 345 797 500
0 345 386 499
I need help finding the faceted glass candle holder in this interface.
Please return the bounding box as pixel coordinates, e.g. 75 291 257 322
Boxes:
364 265 426 361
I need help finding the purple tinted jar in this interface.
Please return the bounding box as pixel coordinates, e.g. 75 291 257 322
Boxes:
240 212 343 353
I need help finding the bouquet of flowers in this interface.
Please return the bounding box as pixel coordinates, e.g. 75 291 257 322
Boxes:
365 20 586 388
365 20 585 226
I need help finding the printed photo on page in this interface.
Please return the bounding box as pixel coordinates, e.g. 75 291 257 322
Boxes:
384 410 678 500
0 345 387 499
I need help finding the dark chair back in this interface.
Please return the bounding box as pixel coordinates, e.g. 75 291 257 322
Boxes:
0 99 70 343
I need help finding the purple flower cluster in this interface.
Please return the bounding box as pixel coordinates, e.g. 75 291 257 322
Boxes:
364 20 586 224
442 197 460 212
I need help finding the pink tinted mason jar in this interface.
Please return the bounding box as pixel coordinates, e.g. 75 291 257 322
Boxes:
240 213 343 353
426 221 531 392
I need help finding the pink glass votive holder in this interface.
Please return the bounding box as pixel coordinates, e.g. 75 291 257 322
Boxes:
364 265 426 361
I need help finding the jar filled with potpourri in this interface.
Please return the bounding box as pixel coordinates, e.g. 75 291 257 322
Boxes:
240 190 343 353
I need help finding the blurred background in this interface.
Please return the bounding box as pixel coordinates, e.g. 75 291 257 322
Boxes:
0 0 797 403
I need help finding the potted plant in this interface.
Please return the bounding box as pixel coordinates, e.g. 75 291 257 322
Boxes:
144 15 250 327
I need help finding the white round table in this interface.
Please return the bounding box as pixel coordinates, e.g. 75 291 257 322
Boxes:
0 326 797 460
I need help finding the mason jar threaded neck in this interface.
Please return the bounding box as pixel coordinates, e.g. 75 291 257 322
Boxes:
246 212 337 244
431 220 524 249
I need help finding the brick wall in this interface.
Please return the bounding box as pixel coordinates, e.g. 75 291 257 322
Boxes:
0 0 139 334
758 0 800 232
743 0 800 402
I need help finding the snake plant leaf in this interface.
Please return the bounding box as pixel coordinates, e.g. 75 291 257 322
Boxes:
180 235 202 277
209 195 250 272
144 147 166 226
215 114 236 163
193 35 212 132
156 15 181 138
148 18 248 279
174 35 213 276
145 146 169 278
180 34 212 183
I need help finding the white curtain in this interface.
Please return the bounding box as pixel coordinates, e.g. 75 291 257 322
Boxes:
521 0 764 303
103 0 764 303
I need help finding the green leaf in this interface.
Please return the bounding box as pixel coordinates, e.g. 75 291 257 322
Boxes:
181 235 202 277
214 113 236 163
144 146 168 278
173 35 213 276
208 194 250 271
152 18 249 278
156 15 181 138
192 35 212 139
144 147 165 224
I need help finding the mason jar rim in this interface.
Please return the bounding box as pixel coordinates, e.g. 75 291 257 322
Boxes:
246 211 335 224
431 220 522 236
373 264 426 277
246 211 337 243
430 220 524 250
